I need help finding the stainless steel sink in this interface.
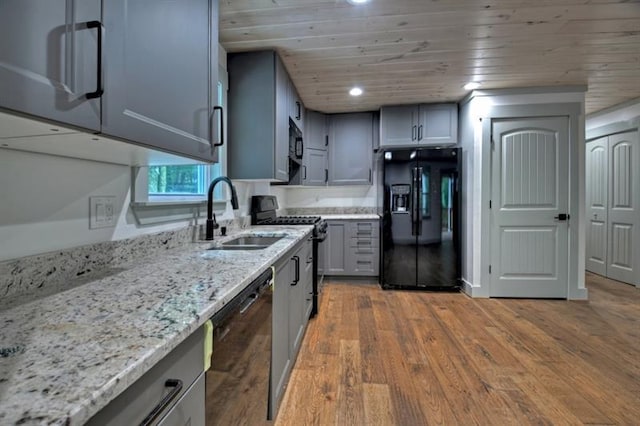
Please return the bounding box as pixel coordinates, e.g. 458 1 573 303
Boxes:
223 236 283 246
207 235 283 251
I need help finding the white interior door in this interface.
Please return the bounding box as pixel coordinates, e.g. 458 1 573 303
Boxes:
490 117 569 298
586 137 609 275
606 131 639 286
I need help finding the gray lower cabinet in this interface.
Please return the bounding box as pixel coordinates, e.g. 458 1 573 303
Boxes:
325 221 348 274
271 235 313 418
87 326 205 425
328 112 374 185
380 103 458 148
0 0 102 131
102 0 219 162
157 373 205 426
0 0 221 163
323 219 380 277
228 51 289 181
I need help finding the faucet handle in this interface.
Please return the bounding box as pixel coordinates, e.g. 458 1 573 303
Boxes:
212 213 220 229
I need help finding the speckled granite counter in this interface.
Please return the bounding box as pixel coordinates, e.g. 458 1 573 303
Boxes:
320 214 380 220
0 226 312 425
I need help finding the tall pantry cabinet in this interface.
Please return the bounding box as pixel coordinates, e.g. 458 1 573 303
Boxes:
586 129 640 287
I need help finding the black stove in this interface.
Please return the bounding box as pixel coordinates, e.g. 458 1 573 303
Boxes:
261 215 321 226
250 195 327 317
250 196 327 240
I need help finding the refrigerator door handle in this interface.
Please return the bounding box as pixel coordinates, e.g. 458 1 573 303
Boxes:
416 167 423 236
411 167 420 236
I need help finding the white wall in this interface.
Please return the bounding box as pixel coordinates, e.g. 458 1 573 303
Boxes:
0 148 284 261
285 185 376 208
458 100 476 287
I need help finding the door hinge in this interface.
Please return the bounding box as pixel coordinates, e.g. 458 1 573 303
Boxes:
489 200 492 209
325 135 329 146
489 265 492 274
491 137 495 150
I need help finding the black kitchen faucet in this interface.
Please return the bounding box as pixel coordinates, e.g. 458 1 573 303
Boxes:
206 176 239 240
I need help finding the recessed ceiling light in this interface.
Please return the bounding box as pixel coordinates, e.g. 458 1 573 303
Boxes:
349 87 363 96
347 0 369 4
464 81 481 90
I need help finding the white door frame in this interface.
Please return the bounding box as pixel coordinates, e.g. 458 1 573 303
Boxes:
480 103 584 299
586 117 640 289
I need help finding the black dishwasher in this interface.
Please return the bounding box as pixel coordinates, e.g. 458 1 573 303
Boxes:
205 268 273 425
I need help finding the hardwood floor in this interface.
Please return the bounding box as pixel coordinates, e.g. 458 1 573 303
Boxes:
276 273 640 425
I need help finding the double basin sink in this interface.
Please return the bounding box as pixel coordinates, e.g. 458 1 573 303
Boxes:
208 235 283 251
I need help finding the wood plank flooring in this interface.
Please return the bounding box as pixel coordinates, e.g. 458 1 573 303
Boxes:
276 273 640 425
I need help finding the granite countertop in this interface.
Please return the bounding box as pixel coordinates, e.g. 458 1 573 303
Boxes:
320 214 380 220
0 226 312 425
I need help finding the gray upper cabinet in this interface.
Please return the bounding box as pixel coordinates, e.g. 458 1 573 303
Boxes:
301 110 328 186
328 112 374 186
418 103 458 145
380 103 458 148
288 79 305 132
0 0 102 131
228 51 289 182
379 105 416 147
302 148 328 186
305 110 328 150
0 0 220 163
102 0 219 162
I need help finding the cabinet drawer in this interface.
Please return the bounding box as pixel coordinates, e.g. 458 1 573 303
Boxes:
88 327 205 426
349 237 380 249
157 373 205 426
347 252 380 276
349 221 380 238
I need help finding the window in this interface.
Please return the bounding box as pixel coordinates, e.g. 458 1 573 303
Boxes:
147 77 226 201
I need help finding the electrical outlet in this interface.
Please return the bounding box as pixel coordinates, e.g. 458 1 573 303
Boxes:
90 196 117 229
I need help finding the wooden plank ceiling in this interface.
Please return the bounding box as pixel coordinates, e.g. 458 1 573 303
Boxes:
219 0 640 114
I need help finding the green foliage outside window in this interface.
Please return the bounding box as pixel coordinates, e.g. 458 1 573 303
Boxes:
148 165 206 195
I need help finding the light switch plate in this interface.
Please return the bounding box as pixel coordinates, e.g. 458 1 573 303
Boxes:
90 196 117 229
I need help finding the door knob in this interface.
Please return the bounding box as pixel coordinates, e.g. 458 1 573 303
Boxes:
554 213 569 221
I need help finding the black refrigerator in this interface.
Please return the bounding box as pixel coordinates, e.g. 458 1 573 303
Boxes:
381 147 462 290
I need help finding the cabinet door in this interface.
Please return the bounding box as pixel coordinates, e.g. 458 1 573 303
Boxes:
328 113 373 186
288 80 304 132
0 0 101 131
102 0 219 162
379 105 418 147
288 245 306 358
271 257 291 415
417 103 458 145
274 56 290 182
303 148 328 186
305 110 328 150
325 221 348 274
302 238 314 320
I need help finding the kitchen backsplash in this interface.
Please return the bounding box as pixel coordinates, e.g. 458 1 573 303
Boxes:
0 217 251 304
286 207 377 215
